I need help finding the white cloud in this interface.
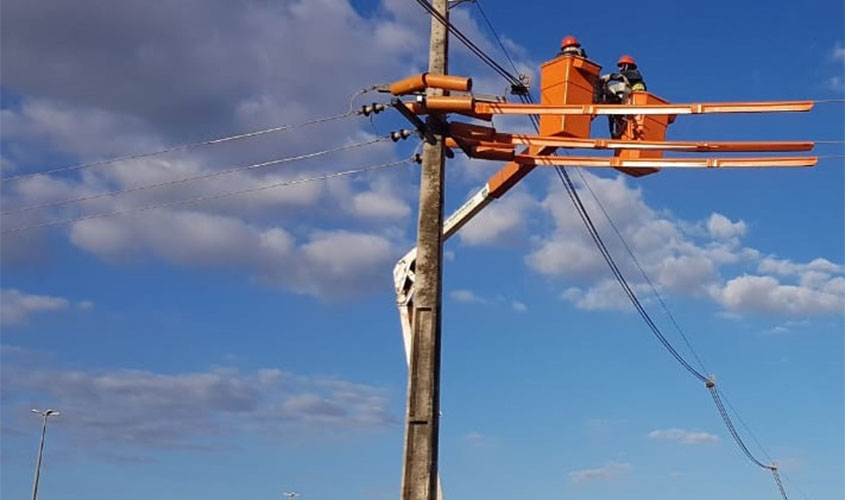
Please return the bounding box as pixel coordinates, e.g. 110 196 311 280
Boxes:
450 289 486 304
706 213 746 240
527 238 607 279
351 190 411 219
526 172 721 294
516 171 844 317
459 190 537 246
832 42 845 62
711 274 845 316
1 353 395 450
561 280 633 311
1 289 70 325
66 211 397 298
2 0 536 299
648 428 719 445
2 0 840 320
450 290 527 311
763 325 790 335
463 431 491 446
826 76 845 92
758 257 842 277
825 43 845 92
653 253 718 295
569 461 631 484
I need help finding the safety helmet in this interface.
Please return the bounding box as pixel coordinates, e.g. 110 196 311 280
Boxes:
561 35 580 49
617 55 637 68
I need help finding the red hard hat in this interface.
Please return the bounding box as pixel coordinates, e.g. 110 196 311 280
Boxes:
617 55 637 67
561 35 580 49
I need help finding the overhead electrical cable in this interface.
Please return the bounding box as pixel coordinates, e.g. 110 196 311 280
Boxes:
553 163 790 499
1 156 414 234
707 383 772 469
1 137 390 215
719 388 775 462
412 0 523 87
553 165 710 381
1 109 368 183
572 168 710 374
473 0 520 77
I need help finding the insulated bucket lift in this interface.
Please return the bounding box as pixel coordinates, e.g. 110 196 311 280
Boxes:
388 48 818 500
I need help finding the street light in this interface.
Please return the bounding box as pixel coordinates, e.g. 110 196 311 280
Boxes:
31 409 60 500
282 492 301 499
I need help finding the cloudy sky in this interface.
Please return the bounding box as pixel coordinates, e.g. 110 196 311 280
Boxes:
1 0 843 499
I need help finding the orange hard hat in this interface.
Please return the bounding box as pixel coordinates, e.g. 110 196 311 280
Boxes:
561 35 580 49
617 55 637 67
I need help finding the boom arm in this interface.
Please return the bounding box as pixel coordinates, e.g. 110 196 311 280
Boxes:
394 145 552 362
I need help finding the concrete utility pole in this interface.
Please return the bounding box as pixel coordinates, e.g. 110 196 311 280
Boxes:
400 1 448 499
31 408 60 500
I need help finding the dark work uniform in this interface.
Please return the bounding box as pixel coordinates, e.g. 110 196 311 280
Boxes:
596 67 647 138
619 68 647 91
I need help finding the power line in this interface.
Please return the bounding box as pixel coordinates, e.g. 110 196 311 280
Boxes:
412 0 523 87
780 471 816 500
1 138 390 215
572 168 710 374
553 162 800 499
0 110 361 183
552 164 789 497
473 0 520 77
553 165 709 382
706 384 772 469
718 388 774 462
2 157 414 234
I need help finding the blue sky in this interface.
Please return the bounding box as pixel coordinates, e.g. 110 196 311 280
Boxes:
1 1 843 499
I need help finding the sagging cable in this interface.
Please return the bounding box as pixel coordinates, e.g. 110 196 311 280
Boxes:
3 131 414 215
3 100 375 183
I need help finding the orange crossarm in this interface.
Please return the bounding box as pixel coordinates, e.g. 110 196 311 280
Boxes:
389 73 472 96
453 133 815 153
514 155 818 169
467 100 815 116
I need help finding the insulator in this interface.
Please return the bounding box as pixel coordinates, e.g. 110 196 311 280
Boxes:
390 129 414 142
362 103 388 116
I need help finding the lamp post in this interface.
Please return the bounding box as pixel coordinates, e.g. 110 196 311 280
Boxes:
31 409 60 500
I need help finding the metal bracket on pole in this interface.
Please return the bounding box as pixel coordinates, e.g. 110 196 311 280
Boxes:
393 98 437 144
392 98 454 158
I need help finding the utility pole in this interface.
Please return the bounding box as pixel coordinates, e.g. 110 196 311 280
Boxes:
400 1 448 500
31 408 60 500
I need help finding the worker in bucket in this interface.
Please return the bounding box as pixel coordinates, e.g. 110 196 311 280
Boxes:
595 55 647 138
558 35 587 58
598 55 648 102
616 55 646 92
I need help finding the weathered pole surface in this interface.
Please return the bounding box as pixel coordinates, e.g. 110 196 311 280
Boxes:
400 1 448 499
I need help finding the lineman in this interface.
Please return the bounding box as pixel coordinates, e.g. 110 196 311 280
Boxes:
598 55 648 103
596 55 648 138
558 35 587 58
616 55 646 92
